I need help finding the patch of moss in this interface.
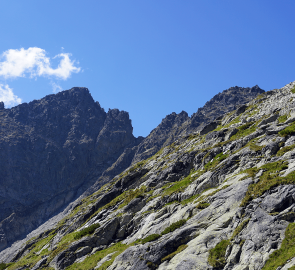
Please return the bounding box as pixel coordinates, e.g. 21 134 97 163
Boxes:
277 144 295 156
262 223 295 269
241 160 289 206
161 244 188 262
74 223 100 240
208 239 230 268
161 219 187 235
291 86 295 94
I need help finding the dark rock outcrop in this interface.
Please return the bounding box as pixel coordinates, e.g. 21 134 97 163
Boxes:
0 87 142 251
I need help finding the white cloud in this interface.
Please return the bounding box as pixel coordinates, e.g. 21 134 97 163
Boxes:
0 84 22 107
51 82 63 93
0 47 80 80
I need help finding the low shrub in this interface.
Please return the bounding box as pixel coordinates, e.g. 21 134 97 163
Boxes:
74 223 100 240
161 219 186 235
196 201 210 209
208 239 230 268
141 234 161 244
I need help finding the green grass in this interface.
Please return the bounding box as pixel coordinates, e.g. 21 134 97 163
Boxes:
208 239 230 268
262 223 295 269
162 169 200 197
291 86 295 94
279 122 295 137
230 219 250 240
65 242 130 270
241 160 289 206
141 234 161 244
214 115 241 131
230 121 257 141
277 144 295 156
248 141 264 152
204 152 229 172
6 232 56 270
0 263 13 270
129 160 146 172
87 185 147 222
137 220 187 245
161 219 187 235
46 232 78 262
74 223 100 240
180 194 199 205
161 244 188 262
278 114 288 123
196 201 210 209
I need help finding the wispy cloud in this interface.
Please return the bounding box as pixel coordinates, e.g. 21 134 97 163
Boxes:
0 47 81 107
0 84 21 107
51 82 63 93
0 47 80 80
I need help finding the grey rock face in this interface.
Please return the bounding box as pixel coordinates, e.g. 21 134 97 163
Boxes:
0 87 142 251
7 81 295 270
132 85 264 164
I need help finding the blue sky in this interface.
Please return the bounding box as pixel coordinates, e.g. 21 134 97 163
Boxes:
0 1 294 137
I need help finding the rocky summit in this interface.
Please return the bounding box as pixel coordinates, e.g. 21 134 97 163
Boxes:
0 87 143 252
5 81 295 270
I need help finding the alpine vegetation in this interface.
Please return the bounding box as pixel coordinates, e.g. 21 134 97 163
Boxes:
2 82 295 269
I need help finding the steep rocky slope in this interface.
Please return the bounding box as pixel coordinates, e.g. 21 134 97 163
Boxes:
132 85 264 163
2 81 295 269
0 85 263 254
0 87 143 251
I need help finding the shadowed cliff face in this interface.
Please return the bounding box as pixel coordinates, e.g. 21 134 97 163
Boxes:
0 87 141 250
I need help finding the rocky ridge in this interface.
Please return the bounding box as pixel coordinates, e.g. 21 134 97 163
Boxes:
0 87 143 251
0 85 263 254
132 85 265 163
1 82 295 269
